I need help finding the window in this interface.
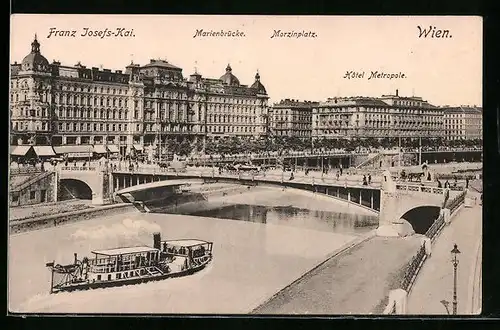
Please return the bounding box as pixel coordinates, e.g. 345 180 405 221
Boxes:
30 191 36 200
97 275 102 281
12 193 19 203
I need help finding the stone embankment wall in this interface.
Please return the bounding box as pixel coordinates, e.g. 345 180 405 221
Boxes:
10 203 135 235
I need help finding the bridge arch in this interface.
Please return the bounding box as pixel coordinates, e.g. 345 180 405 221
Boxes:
59 178 93 200
399 205 441 234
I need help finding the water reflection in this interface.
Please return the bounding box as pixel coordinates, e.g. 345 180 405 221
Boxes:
176 204 379 235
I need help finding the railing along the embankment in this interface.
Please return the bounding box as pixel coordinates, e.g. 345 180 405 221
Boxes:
421 190 467 245
383 189 468 315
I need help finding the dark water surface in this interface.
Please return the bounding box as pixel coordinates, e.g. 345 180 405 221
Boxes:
175 204 378 235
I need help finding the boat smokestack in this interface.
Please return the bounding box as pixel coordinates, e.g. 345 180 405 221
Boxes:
153 232 161 250
74 253 78 265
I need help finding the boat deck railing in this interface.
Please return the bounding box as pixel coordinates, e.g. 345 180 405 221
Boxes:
89 258 159 273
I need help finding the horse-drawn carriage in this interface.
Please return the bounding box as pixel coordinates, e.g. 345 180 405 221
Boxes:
400 170 424 182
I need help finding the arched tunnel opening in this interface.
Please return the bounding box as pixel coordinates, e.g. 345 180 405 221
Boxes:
59 179 93 201
401 206 441 235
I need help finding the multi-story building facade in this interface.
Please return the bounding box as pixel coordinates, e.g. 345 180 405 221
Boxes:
10 36 269 157
188 65 269 141
269 99 316 138
442 106 482 140
312 90 444 140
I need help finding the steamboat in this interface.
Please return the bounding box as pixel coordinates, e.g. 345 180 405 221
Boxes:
46 232 213 293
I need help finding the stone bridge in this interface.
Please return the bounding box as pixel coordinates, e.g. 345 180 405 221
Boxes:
378 170 461 235
57 167 460 232
57 166 108 204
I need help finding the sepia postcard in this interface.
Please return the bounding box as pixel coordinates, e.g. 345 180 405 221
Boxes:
8 15 482 315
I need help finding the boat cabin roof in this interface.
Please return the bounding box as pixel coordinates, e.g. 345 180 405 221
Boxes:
162 239 211 248
91 246 159 256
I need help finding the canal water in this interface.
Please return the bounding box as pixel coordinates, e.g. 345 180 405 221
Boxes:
187 204 377 235
163 187 379 235
10 186 379 314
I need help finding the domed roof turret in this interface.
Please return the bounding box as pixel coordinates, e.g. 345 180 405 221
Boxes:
21 35 50 72
219 64 240 86
250 70 267 94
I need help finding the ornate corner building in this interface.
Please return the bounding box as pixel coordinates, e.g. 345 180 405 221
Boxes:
10 36 270 156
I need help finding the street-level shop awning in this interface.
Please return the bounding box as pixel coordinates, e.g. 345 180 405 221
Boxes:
33 146 56 157
93 145 107 154
53 145 94 158
107 145 119 153
133 144 143 151
10 145 34 156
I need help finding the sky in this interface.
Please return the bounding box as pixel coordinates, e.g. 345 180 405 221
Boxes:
10 15 482 107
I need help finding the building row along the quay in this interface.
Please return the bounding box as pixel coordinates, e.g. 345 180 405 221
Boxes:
10 36 482 157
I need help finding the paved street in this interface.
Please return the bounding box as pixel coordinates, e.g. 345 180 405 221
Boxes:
406 191 482 315
253 236 422 315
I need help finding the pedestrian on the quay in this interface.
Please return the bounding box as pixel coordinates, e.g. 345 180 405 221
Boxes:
444 179 449 188
363 175 368 186
368 174 372 185
437 180 442 188
336 171 340 180
466 177 469 189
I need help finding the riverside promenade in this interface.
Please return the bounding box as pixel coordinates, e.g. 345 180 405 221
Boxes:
406 191 482 315
252 235 422 315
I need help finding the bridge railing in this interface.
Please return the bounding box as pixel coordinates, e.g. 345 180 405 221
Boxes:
112 167 383 189
395 184 444 195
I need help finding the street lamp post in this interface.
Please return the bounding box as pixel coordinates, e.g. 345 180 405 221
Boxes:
419 135 422 165
451 243 461 315
398 135 402 169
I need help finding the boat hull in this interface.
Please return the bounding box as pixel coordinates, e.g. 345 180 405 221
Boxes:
51 258 211 294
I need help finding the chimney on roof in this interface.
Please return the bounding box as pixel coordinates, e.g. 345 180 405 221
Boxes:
396 89 399 97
